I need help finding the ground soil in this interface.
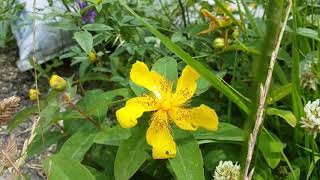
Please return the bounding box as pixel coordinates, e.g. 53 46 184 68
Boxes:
0 47 46 180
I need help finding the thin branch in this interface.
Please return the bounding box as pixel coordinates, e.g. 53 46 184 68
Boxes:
243 1 292 179
16 0 42 171
178 0 187 28
158 0 178 28
63 93 101 130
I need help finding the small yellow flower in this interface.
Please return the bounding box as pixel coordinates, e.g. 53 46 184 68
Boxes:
29 89 40 101
88 52 97 62
49 75 67 91
116 61 219 159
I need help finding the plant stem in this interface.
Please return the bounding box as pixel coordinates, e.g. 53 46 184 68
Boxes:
178 0 187 28
63 93 101 130
243 1 292 179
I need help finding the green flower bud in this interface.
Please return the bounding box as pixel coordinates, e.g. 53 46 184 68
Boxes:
232 29 240 39
213 38 225 49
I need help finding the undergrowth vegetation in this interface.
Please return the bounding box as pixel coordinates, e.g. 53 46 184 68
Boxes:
1 0 320 179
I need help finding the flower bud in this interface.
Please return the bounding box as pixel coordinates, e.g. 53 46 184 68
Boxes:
49 75 67 91
214 161 240 180
217 17 233 28
213 38 225 49
232 29 240 39
88 52 97 62
29 89 40 101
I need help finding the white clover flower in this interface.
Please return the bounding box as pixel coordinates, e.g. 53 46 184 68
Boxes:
214 161 240 180
300 72 318 91
301 99 320 138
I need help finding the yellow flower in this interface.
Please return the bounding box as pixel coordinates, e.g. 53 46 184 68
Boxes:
29 89 40 101
88 52 97 62
116 61 219 159
49 75 67 91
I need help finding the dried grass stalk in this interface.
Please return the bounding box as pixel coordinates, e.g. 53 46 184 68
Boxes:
0 135 17 174
0 96 21 125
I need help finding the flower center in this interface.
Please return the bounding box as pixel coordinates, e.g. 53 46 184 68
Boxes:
160 100 172 111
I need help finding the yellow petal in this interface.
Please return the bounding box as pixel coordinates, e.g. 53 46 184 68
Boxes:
146 110 176 159
169 105 218 131
173 66 200 105
168 107 197 131
116 107 141 128
130 61 171 99
116 96 158 128
192 104 219 131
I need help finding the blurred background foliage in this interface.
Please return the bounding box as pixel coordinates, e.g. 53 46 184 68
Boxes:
1 0 320 179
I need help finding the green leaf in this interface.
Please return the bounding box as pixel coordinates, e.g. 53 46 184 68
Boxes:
82 23 113 31
203 144 240 170
94 125 131 146
258 130 285 169
8 106 37 130
129 81 147 96
48 22 80 30
119 1 249 114
192 123 245 142
267 83 292 104
114 123 149 180
86 166 110 180
27 131 64 157
57 89 130 123
74 31 93 54
285 167 300 180
169 128 205 180
307 156 320 179
58 129 97 162
152 57 178 82
195 76 211 95
9 91 59 130
286 27 320 41
44 155 95 180
79 60 91 78
266 108 297 127
40 99 61 127
239 0 262 37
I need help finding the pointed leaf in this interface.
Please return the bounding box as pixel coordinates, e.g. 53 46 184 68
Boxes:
266 108 297 127
44 155 95 180
152 57 178 82
193 123 246 142
114 123 149 180
58 130 97 161
258 130 284 169
94 125 131 146
74 31 93 54
169 128 205 180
